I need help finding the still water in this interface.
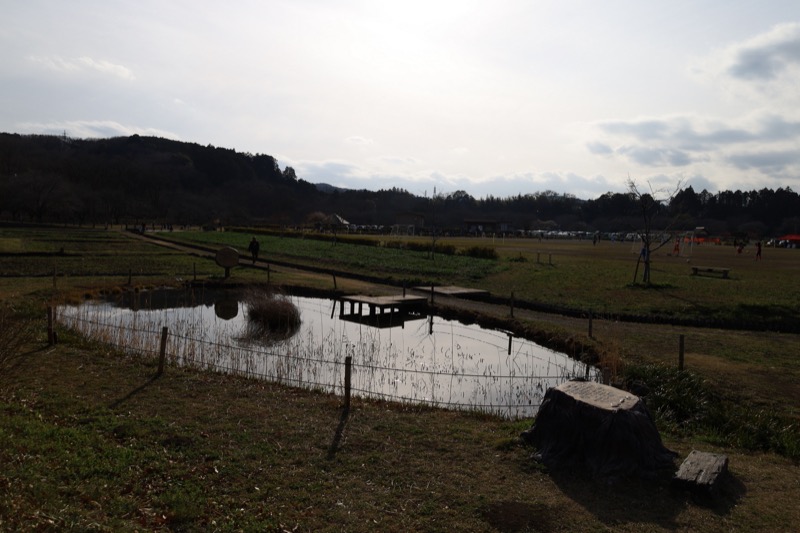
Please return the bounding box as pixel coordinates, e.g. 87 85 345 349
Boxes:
58 288 597 418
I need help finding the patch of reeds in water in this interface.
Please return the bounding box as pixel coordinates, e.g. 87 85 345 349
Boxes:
240 288 301 345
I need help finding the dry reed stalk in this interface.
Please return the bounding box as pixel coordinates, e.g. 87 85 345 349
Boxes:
241 288 301 344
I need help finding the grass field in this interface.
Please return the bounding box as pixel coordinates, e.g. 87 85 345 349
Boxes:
160 229 800 329
2 224 799 531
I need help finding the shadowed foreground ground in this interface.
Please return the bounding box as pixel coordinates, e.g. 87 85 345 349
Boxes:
2 337 797 532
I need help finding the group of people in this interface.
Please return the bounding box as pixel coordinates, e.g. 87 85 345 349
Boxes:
734 239 762 260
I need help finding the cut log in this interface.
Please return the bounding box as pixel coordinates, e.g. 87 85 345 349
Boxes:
521 380 677 479
672 450 729 498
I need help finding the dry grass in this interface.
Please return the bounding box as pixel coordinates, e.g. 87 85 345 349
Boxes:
2 341 799 532
2 225 800 531
0 303 38 382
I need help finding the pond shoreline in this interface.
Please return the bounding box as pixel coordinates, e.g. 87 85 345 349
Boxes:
101 278 604 369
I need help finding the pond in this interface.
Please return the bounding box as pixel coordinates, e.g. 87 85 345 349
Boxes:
58 288 598 418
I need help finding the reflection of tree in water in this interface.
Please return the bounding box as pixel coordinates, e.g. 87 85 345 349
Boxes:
214 298 239 320
240 288 301 345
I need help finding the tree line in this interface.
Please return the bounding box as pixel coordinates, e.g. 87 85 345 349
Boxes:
1 132 798 238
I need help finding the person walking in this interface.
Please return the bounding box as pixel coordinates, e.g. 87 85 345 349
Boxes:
247 236 260 264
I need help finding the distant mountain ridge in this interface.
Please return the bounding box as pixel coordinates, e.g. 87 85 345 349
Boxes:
314 183 350 193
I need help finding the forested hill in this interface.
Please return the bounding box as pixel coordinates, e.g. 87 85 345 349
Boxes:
0 133 325 226
1 132 799 237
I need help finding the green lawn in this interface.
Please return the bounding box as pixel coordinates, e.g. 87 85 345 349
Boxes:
157 229 800 329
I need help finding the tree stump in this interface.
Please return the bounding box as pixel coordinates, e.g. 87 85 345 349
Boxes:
521 380 677 479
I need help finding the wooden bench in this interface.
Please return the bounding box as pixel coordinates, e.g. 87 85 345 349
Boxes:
691 266 730 279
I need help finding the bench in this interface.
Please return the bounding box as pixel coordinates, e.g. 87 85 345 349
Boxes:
691 266 730 278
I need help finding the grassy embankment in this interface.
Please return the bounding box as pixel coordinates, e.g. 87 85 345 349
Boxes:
1 225 799 531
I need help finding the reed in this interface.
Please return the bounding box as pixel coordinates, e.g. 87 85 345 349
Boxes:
240 287 301 344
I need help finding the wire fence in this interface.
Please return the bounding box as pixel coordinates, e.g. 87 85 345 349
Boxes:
57 300 598 419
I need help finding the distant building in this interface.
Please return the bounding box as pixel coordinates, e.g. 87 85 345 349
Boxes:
322 214 350 232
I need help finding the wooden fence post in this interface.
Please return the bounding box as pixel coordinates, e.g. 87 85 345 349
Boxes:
430 285 435 304
510 291 515 317
157 326 169 375
332 274 337 290
588 311 593 339
507 333 513 355
344 356 352 411
47 306 55 345
678 334 685 370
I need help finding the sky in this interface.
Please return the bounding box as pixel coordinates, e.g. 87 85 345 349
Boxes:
3 1 800 201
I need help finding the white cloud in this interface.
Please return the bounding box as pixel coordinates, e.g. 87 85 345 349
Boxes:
16 120 179 140
345 136 374 146
29 55 135 80
589 111 800 184
76 57 135 80
693 22 800 109
377 156 420 166
725 23 800 81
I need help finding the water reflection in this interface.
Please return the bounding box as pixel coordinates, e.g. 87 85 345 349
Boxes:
59 288 598 418
215 299 239 320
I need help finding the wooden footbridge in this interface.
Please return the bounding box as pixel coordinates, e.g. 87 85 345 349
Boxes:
337 286 488 328
338 294 428 328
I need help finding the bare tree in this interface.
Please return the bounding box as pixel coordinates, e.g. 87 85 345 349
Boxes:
428 187 443 260
628 178 684 284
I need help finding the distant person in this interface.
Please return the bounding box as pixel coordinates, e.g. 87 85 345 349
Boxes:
247 237 260 264
755 241 762 261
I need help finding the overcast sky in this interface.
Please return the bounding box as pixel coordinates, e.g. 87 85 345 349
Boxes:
3 1 800 200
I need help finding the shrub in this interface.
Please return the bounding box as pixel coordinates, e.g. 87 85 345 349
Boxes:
403 241 457 255
460 246 498 260
622 363 800 459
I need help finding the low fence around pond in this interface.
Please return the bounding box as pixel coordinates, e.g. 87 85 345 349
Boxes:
55 305 597 419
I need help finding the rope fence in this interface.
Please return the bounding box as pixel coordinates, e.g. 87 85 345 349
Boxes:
56 305 595 419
